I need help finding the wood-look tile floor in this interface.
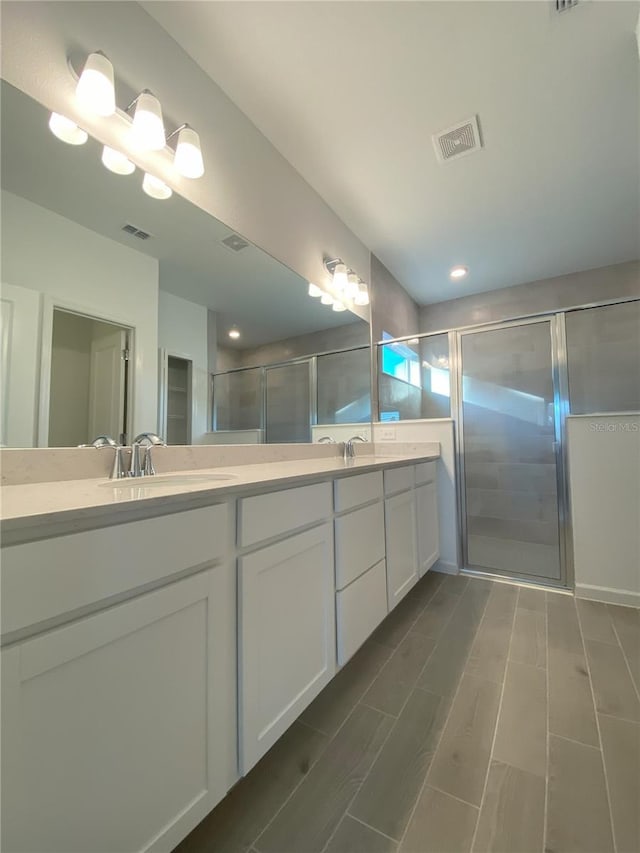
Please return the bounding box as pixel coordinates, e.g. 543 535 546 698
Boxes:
175 573 640 853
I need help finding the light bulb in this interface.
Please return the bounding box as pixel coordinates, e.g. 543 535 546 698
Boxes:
131 91 165 151
332 263 348 292
332 300 347 312
228 327 240 339
308 283 322 298
174 125 204 178
142 172 172 200
101 146 135 175
320 292 334 306
346 273 359 299
354 282 370 306
449 265 468 280
76 51 116 117
48 112 88 145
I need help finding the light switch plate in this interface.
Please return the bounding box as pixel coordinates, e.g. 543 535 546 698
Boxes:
380 427 396 440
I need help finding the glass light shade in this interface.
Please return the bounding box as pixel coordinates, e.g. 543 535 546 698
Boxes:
142 172 172 200
354 282 370 306
332 300 347 312
320 292 334 306
76 52 116 117
101 146 135 175
332 263 348 292
48 112 88 145
345 273 359 299
131 92 166 151
228 328 240 339
174 126 204 178
308 282 322 298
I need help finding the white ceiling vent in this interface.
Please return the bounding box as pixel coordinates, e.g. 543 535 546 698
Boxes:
122 223 152 240
222 233 250 252
555 0 578 11
433 115 482 164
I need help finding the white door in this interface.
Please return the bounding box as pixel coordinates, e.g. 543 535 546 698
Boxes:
385 489 419 610
0 283 41 446
88 326 127 443
239 524 336 772
416 481 440 576
1 570 230 853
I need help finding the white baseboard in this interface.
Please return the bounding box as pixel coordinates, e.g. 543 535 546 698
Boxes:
432 559 459 575
575 583 640 609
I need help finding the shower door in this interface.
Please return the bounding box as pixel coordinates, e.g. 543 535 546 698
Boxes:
457 318 567 586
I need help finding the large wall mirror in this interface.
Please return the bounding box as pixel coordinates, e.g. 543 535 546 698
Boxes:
0 81 371 447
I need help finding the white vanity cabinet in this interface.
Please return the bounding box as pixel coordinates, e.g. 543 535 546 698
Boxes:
334 472 388 664
384 466 419 610
415 462 440 576
1 505 236 853
237 483 335 773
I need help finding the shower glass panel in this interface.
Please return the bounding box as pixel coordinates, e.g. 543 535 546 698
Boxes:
212 367 262 431
265 361 312 443
460 321 562 582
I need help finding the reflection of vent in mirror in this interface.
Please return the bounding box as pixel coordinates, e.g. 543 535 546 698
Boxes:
222 233 250 252
555 0 578 11
433 115 482 164
121 223 151 240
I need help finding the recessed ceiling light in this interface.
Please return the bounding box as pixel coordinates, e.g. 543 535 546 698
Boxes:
450 265 469 280
228 327 240 340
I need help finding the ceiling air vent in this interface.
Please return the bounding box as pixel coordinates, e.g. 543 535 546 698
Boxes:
555 0 578 11
432 115 482 164
121 223 152 240
222 233 250 252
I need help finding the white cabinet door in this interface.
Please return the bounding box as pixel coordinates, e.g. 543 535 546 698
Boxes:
336 559 388 665
239 524 336 772
1 569 234 853
385 489 419 610
416 481 440 576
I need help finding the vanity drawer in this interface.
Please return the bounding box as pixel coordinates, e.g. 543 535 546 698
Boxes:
383 465 415 495
334 471 383 512
334 501 385 590
1 504 228 638
238 482 332 548
336 559 388 665
415 461 437 485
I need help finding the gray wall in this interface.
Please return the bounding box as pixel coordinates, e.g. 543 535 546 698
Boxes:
420 261 639 333
370 254 420 343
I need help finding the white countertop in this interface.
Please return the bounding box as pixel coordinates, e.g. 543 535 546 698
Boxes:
0 451 439 544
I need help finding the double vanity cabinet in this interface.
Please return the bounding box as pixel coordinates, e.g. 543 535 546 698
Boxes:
0 456 439 853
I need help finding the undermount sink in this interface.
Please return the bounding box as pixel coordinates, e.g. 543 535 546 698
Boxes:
101 472 238 488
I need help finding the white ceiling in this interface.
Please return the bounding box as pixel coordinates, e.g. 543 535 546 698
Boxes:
144 0 640 305
0 80 363 349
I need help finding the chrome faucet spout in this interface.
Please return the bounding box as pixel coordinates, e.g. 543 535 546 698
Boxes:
129 433 167 477
344 434 368 461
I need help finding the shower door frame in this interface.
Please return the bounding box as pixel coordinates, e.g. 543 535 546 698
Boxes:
452 313 573 590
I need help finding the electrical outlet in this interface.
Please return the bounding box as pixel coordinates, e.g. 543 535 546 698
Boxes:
380 427 396 441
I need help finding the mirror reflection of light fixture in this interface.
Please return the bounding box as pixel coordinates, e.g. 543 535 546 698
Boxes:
129 90 166 151
101 145 135 175
228 327 241 340
308 283 322 297
170 125 205 179
354 281 370 306
76 51 116 117
48 112 88 145
320 292 334 306
142 172 172 200
332 300 347 312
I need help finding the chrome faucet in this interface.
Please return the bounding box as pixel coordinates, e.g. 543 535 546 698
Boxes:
317 435 336 444
129 432 166 477
344 434 367 461
79 435 127 479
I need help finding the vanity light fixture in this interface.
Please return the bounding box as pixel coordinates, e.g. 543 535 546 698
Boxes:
101 145 135 175
48 112 88 145
308 283 322 298
354 281 370 306
320 292 334 306
128 90 166 151
142 172 172 200
76 51 116 117
332 300 347 312
450 265 469 280
346 272 360 300
228 327 241 340
169 125 205 179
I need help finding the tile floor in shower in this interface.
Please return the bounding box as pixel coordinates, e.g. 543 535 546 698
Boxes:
175 572 640 853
